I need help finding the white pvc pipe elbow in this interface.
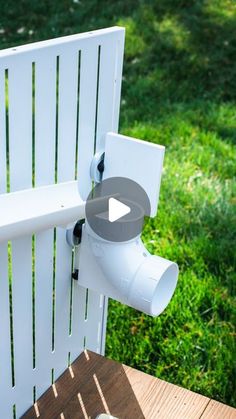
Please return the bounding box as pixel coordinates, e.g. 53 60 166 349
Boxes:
86 226 178 317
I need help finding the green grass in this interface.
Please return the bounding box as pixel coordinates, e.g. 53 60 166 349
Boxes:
1 0 235 407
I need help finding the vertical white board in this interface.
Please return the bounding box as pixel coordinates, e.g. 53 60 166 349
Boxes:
8 61 34 417
0 69 7 194
0 244 13 419
0 66 13 418
34 52 57 398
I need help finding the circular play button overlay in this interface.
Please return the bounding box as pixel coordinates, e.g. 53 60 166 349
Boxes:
85 177 151 242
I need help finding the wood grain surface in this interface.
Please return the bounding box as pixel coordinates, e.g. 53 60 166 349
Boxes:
22 350 236 419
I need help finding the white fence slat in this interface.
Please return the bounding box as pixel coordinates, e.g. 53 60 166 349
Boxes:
53 230 72 379
34 231 54 397
69 244 87 362
35 53 57 186
8 62 33 417
53 48 79 379
8 61 32 192
112 30 125 133
95 34 120 152
0 67 12 417
85 291 105 353
0 69 7 194
100 295 108 355
0 244 13 419
11 238 33 417
70 281 87 362
57 49 78 183
34 53 57 398
71 43 99 358
77 43 99 200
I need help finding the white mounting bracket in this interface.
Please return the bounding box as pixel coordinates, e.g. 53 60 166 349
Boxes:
102 132 165 216
77 132 179 317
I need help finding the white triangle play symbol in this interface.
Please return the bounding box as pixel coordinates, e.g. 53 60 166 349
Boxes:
108 197 131 222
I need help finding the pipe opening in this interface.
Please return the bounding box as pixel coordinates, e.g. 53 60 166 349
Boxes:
151 263 178 316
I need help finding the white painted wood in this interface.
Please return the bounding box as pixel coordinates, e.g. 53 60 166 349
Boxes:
34 53 57 187
0 27 125 418
0 27 124 61
112 32 125 133
0 244 13 419
103 132 165 217
77 43 99 200
73 41 103 361
70 256 87 361
11 238 33 416
95 37 117 151
8 61 34 417
0 69 7 194
8 61 32 192
96 31 125 150
53 228 72 379
0 65 12 419
34 230 54 397
34 52 57 399
53 47 80 380
85 291 105 353
57 49 78 182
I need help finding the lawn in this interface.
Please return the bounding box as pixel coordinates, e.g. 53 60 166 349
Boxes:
0 0 235 407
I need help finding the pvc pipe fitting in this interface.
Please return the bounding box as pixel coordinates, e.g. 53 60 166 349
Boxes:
85 225 178 317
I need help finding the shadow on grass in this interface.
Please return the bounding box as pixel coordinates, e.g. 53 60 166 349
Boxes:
1 1 236 116
119 0 236 123
214 126 236 145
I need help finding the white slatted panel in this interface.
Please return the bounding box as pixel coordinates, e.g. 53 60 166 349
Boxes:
73 42 102 358
0 67 12 418
70 273 87 361
8 62 32 192
34 52 57 398
34 53 57 187
77 43 99 200
0 69 7 193
34 231 54 397
112 34 125 132
0 27 125 418
53 48 78 379
8 62 34 416
95 33 123 150
11 239 33 415
0 244 13 419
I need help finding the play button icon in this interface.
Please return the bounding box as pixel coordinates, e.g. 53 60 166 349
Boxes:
85 177 151 242
108 198 131 222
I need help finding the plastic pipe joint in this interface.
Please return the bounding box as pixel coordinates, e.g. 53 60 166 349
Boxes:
85 225 178 317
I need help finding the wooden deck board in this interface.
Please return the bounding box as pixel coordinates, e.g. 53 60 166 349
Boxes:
123 365 210 419
201 400 236 419
22 350 236 419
